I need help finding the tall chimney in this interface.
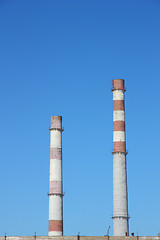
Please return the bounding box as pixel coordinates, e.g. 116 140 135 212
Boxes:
48 116 63 236
112 79 129 236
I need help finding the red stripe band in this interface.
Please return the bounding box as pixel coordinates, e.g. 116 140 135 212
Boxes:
113 142 126 152
113 121 125 131
112 79 125 91
113 100 124 111
49 220 63 232
51 116 62 129
50 148 62 160
50 181 62 193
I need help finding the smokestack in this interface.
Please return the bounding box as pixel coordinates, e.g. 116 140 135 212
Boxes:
48 116 63 236
112 79 129 236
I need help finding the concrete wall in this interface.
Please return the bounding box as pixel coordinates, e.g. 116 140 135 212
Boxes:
0 236 160 240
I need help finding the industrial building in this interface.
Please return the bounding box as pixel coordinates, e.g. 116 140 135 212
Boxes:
1 237 160 240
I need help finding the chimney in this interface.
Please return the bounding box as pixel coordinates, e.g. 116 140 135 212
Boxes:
48 116 63 236
112 79 129 236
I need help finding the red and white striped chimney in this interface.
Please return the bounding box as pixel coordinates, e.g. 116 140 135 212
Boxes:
48 116 63 236
112 79 129 236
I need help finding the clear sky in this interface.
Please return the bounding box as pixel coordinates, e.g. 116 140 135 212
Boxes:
0 0 160 237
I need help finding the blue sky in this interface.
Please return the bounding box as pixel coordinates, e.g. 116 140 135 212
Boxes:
0 0 160 237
